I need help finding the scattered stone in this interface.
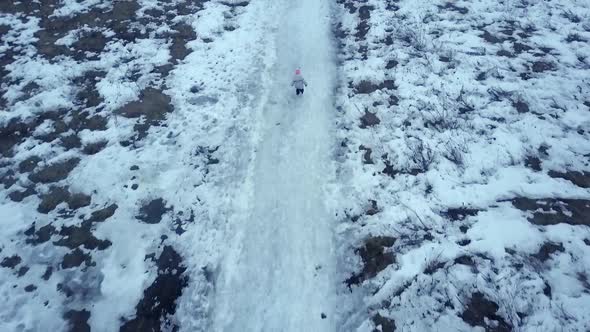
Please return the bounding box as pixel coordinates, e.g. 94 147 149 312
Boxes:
136 198 171 224
130 165 139 170
131 184 139 190
461 292 511 331
29 158 80 184
321 313 327 319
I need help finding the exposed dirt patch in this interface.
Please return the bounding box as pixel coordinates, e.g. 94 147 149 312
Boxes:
532 60 556 73
169 23 197 63
359 145 374 164
524 156 541 171
511 197 590 226
461 292 512 332
120 246 188 332
116 88 174 139
62 248 93 269
360 110 381 128
441 208 480 221
38 186 70 213
18 156 42 173
533 242 565 262
548 170 590 188
1 255 22 268
372 313 396 332
137 198 171 224
8 186 37 202
354 80 396 94
86 204 118 223
82 141 108 155
64 309 91 332
54 224 112 251
29 158 80 184
25 223 57 245
346 236 396 287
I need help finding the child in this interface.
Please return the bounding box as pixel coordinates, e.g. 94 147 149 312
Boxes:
291 69 308 95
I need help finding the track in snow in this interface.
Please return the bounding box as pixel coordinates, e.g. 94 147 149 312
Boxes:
212 0 337 331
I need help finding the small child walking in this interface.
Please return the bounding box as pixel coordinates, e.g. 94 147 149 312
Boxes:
291 69 308 95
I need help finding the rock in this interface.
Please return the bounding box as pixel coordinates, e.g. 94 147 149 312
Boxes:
130 165 139 170
29 158 80 184
136 198 171 224
532 61 555 73
441 208 480 221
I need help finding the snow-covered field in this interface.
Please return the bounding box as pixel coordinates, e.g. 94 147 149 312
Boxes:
1 0 589 331
332 0 590 331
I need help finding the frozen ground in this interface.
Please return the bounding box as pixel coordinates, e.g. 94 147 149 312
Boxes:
1 0 590 331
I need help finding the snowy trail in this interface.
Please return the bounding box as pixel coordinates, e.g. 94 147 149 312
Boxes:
212 0 337 331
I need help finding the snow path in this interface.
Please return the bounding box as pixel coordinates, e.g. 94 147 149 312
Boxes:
212 0 337 331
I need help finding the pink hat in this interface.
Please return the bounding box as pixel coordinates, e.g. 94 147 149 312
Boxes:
295 69 301 75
